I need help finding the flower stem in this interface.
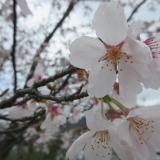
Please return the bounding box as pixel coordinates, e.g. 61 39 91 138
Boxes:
107 96 124 110
100 98 107 120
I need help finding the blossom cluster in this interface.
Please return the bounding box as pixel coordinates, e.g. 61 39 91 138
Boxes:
66 1 160 160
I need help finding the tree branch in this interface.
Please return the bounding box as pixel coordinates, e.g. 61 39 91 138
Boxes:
33 65 78 88
31 91 88 103
0 89 9 97
52 74 72 95
11 0 17 93
127 0 147 22
0 66 87 109
24 0 78 88
0 108 45 122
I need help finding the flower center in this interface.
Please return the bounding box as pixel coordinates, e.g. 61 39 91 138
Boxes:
90 131 112 157
129 117 154 144
99 43 132 71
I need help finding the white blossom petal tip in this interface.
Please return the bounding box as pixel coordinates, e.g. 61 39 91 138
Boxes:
92 1 128 45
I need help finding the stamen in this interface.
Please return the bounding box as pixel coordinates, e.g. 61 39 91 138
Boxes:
129 117 155 145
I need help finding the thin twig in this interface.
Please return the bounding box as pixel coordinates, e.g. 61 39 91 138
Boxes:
0 89 9 97
0 108 45 122
0 109 45 134
11 0 17 93
0 66 79 108
127 0 147 22
33 65 78 88
52 74 72 95
72 83 84 95
24 0 78 88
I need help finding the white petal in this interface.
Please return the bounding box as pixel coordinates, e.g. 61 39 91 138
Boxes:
130 127 150 160
149 60 160 89
146 142 157 160
122 37 152 64
23 108 33 117
142 121 160 148
128 21 143 39
69 36 106 69
84 140 112 160
118 38 152 100
27 101 38 112
88 62 116 98
17 0 32 15
111 89 136 108
35 63 44 76
118 121 133 149
66 131 95 160
118 62 142 102
109 133 134 160
92 1 128 46
9 106 23 119
84 141 99 160
132 105 160 118
40 113 52 130
53 115 66 126
85 110 110 131
126 109 142 118
27 78 34 87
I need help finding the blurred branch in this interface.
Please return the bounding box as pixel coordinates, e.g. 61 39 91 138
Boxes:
16 90 88 106
0 109 45 160
0 88 88 109
72 83 84 95
31 91 88 103
11 0 17 93
0 66 88 109
52 74 72 95
24 0 78 88
0 89 9 97
127 0 147 22
0 108 45 123
13 95 35 106
33 65 77 88
0 136 21 160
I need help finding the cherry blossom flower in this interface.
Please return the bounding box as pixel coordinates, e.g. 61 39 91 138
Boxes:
66 109 132 160
23 127 37 141
128 21 160 89
80 83 90 103
33 131 53 153
40 103 66 134
17 0 32 15
68 106 82 124
127 21 143 40
61 131 73 149
8 103 33 119
76 69 88 80
118 105 160 160
8 100 44 120
144 33 160 89
27 63 44 87
42 144 50 154
34 143 50 154
27 100 39 113
35 131 53 144
69 1 152 99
